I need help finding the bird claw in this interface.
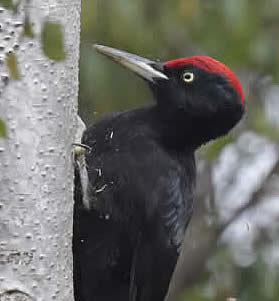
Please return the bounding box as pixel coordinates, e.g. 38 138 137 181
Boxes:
72 143 91 210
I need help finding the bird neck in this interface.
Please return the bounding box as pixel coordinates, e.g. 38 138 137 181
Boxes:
152 105 231 150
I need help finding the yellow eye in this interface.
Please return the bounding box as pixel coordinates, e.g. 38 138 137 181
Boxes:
182 72 194 83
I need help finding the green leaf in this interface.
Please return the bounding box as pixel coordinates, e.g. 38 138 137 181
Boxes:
201 134 235 161
182 286 212 301
249 105 279 142
24 17 35 38
6 53 20 80
0 0 12 8
41 22 66 61
0 119 7 137
0 0 19 12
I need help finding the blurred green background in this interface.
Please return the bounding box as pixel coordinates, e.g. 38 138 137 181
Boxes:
79 1 279 301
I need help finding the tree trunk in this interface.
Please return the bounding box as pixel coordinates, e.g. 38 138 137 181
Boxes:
0 1 80 300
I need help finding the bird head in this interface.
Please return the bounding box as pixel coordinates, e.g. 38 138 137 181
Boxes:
94 45 244 147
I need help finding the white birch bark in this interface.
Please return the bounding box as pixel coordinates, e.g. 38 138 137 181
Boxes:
0 1 80 300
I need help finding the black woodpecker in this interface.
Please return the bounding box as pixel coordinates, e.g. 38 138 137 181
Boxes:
73 45 244 301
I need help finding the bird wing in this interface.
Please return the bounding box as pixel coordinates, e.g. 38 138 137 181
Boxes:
129 232 141 301
122 148 195 301
157 168 194 251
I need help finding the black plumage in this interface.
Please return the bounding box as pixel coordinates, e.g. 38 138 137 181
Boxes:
73 45 244 301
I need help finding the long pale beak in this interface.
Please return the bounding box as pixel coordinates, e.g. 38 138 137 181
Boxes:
94 44 168 83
